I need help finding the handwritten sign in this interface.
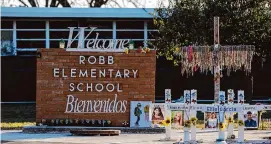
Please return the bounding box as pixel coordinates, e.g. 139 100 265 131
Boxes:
227 89 234 105
184 90 191 104
165 89 171 103
191 89 197 105
219 91 225 105
238 90 245 104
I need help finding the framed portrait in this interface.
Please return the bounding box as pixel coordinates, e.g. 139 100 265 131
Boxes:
149 104 165 127
244 111 258 128
171 110 184 129
130 101 152 127
204 112 218 129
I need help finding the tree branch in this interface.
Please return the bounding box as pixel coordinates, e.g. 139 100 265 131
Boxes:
58 0 71 7
45 0 49 7
111 0 122 8
28 0 37 7
50 0 57 7
18 0 29 7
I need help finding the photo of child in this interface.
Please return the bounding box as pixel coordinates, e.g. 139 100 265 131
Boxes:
152 106 164 121
149 104 165 127
130 101 152 127
244 111 258 128
171 111 184 129
205 112 218 129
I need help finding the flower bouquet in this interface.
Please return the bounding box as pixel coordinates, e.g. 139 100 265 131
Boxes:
190 117 198 126
218 122 226 131
184 120 191 129
227 117 233 124
161 117 171 127
238 120 244 127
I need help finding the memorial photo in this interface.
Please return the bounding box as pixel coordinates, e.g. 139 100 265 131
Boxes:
244 111 258 128
130 101 152 127
204 112 218 129
150 104 165 127
171 111 184 129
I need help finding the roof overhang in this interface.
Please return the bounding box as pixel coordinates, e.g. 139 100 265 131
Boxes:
1 7 155 19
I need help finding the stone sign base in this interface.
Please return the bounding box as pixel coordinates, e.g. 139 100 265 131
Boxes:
23 126 165 134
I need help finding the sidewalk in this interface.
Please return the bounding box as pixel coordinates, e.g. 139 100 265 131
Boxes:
1 130 271 144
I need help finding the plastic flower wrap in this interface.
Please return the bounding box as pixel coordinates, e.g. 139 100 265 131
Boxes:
238 120 244 126
219 122 226 131
190 117 198 126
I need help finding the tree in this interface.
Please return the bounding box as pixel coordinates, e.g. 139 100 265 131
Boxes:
3 0 149 8
152 0 271 64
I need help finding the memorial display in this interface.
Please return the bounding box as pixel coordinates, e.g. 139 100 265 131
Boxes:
171 111 184 129
36 32 156 126
130 101 152 127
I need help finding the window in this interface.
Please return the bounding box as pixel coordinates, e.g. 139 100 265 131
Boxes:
1 20 16 56
116 21 145 48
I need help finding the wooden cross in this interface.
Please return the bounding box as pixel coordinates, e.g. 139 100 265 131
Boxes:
177 17 255 104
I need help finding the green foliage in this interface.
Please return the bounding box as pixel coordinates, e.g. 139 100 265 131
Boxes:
152 0 271 63
1 122 36 129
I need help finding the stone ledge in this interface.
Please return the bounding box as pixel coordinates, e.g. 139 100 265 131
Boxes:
23 126 165 134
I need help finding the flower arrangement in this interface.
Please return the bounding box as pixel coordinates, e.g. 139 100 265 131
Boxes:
228 117 234 124
137 46 151 53
190 117 198 126
184 120 192 128
238 120 244 126
219 122 226 130
161 117 171 127
143 47 151 53
124 48 129 54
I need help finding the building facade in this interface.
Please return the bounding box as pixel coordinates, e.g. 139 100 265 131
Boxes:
1 7 271 104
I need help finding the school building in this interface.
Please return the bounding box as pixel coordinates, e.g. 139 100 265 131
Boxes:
1 7 271 105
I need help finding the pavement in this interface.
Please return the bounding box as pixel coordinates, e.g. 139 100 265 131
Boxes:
1 130 271 144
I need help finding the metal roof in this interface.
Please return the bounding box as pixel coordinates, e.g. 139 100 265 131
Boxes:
1 7 155 18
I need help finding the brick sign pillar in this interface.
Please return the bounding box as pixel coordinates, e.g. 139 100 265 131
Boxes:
36 49 156 126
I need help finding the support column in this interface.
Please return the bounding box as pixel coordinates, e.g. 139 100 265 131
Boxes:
164 89 172 140
214 17 226 143
190 89 197 141
12 21 17 48
184 90 191 142
227 89 235 139
165 104 171 140
45 21 50 48
238 110 244 142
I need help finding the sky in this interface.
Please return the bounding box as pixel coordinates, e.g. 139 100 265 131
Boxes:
1 0 170 8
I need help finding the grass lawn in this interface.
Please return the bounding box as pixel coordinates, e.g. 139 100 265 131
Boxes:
1 122 36 130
